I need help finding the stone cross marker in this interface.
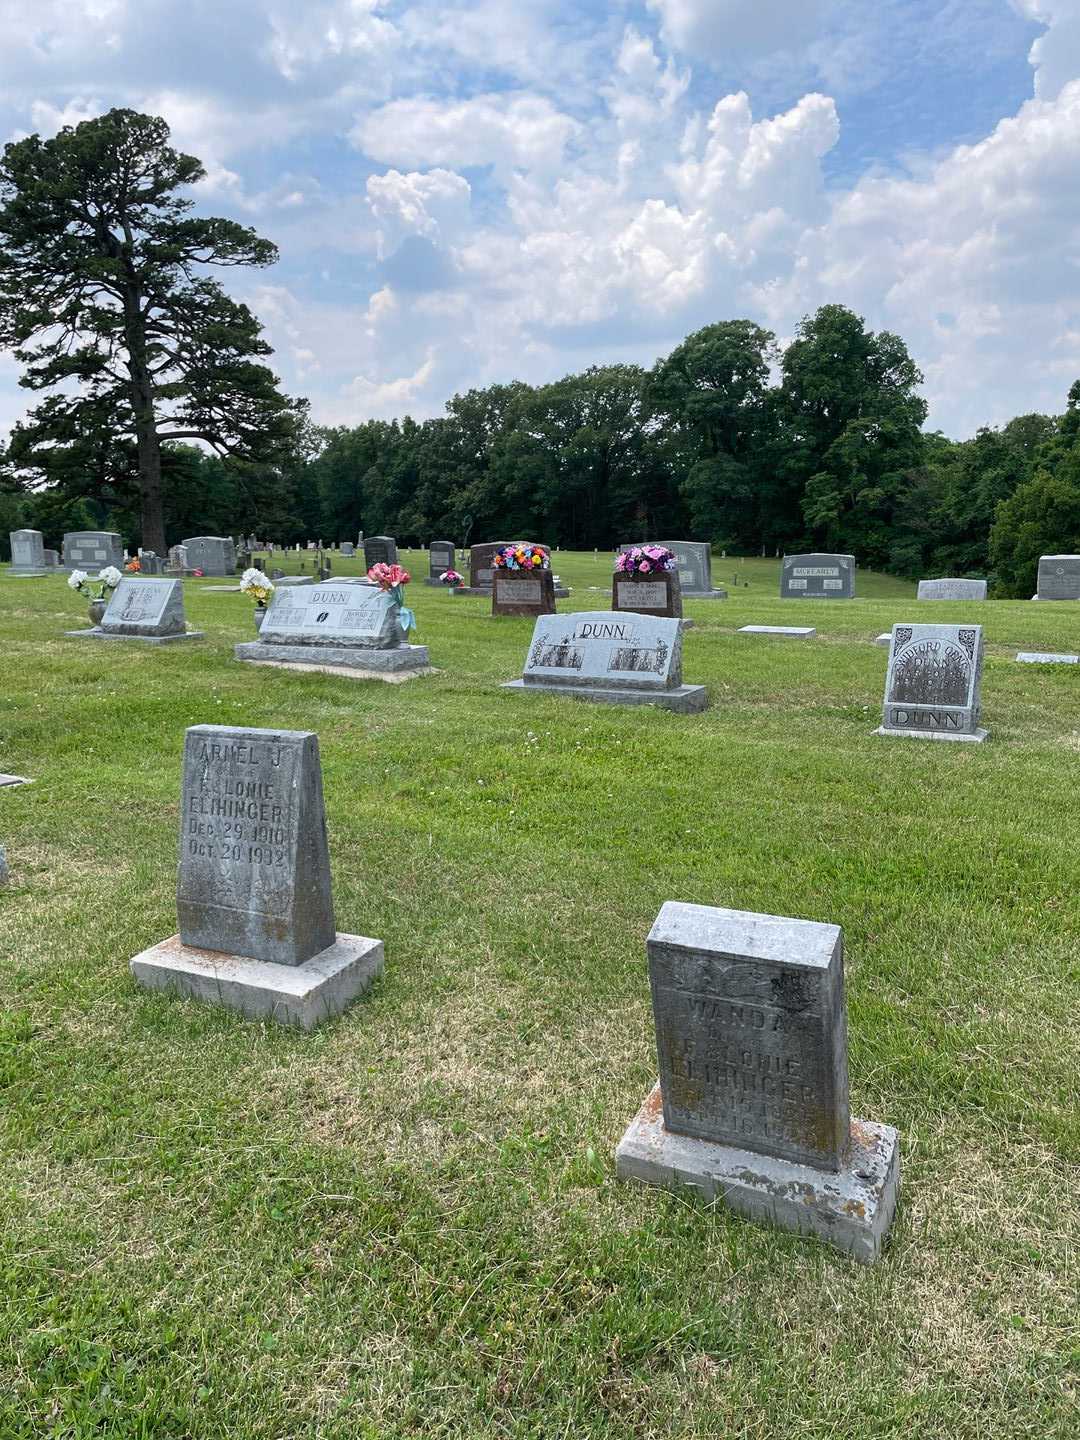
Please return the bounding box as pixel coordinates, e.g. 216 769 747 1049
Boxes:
9 529 47 575
130 725 384 1027
616 901 900 1263
363 535 398 570
503 610 706 712
781 553 855 599
182 536 236 576
62 530 124 573
1035 554 1080 600
876 623 987 742
917 578 987 600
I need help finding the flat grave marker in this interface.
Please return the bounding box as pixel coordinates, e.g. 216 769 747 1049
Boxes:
739 625 816 638
1016 652 1079 665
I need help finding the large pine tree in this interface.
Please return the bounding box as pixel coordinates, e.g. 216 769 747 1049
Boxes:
0 108 305 553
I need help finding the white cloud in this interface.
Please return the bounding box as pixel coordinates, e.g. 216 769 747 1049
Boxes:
353 93 580 177
365 168 471 256
1014 0 1080 99
646 0 834 60
342 351 437 420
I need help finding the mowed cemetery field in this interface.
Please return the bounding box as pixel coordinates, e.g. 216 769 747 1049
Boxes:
0 549 1078 1440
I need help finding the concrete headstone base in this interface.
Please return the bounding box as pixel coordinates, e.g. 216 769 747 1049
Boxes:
616 1083 900 1265
65 627 204 644
130 931 384 1030
7 570 49 578
235 640 429 674
502 678 707 712
874 725 989 743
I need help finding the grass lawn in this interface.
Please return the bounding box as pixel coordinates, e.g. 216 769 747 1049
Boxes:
0 550 1077 1439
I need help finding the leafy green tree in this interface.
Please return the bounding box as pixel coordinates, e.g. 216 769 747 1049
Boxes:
0 108 306 553
990 463 1080 596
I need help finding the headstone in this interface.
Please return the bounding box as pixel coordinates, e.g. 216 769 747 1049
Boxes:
61 530 124 573
167 544 189 573
43 548 61 569
780 553 855 599
468 540 508 591
426 539 456 584
917 578 988 601
1034 555 1080 601
492 568 556 618
875 623 987 742
182 536 236 577
502 611 706 712
616 902 900 1263
9 530 48 576
739 625 816 638
1015 652 1079 664
129 725 384 1028
340 542 355 558
236 581 429 675
612 570 682 619
138 550 163 575
658 541 726 598
67 577 202 644
363 535 398 570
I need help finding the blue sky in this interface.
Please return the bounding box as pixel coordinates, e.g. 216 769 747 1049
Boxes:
1 0 1078 440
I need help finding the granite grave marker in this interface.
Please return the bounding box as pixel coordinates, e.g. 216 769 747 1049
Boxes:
62 530 124 573
781 553 855 599
363 535 398 570
8 529 48 576
616 901 900 1263
1034 554 1080 601
129 725 383 1027
426 539 456 585
236 581 428 675
67 577 202 643
492 567 556 617
182 536 236 577
917 578 988 601
876 623 987 742
503 611 706 712
612 570 682 619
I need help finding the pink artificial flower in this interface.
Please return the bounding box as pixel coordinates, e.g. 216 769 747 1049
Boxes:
638 560 651 573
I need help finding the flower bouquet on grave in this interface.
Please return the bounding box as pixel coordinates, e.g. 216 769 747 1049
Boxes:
614 545 676 576
493 544 549 571
125 557 141 573
368 562 417 636
68 565 122 626
240 567 275 630
440 569 464 587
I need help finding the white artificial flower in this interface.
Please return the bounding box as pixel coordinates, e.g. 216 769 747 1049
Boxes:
67 570 88 590
240 567 273 593
99 566 122 587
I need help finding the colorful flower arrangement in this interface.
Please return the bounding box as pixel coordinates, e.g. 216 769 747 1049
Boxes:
240 567 275 607
440 569 464 587
494 544 549 571
368 562 417 634
614 545 677 576
67 565 123 600
125 557 141 573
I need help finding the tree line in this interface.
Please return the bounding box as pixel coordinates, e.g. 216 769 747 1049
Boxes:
1 110 1079 597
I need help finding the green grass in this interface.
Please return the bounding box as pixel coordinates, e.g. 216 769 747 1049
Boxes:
0 551 1077 1439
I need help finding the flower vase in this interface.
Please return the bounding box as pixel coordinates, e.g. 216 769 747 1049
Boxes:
88 599 107 627
254 605 267 632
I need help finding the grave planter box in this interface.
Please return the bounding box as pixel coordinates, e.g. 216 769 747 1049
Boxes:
611 570 682 619
492 568 556 617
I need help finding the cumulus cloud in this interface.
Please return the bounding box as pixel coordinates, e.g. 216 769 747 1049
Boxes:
353 93 580 177
1014 0 1080 98
365 168 471 256
646 0 835 60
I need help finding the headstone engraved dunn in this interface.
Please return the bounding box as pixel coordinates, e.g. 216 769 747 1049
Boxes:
1034 554 1080 601
235 581 429 676
182 536 235 577
781 553 855 599
917 578 988 601
876 623 987 742
425 539 456 585
129 725 383 1028
8 529 48 576
492 568 556 617
502 611 706 712
61 530 124 573
363 535 398 570
616 902 900 1263
68 577 202 643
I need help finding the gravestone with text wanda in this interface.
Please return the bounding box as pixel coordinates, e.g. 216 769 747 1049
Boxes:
616 901 900 1263
129 725 383 1028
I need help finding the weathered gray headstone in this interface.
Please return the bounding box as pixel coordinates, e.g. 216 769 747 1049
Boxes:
73 576 203 644
876 623 987 742
363 535 398 570
236 581 428 675
129 725 383 1028
167 544 189 573
43 548 61 568
781 553 855 599
137 551 163 575
468 540 510 591
182 536 236 577
9 529 48 576
426 539 456 584
1034 555 1080 601
616 901 900 1263
917 578 988 601
340 541 355 558
503 611 706 712
62 531 124 573
659 541 726 598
